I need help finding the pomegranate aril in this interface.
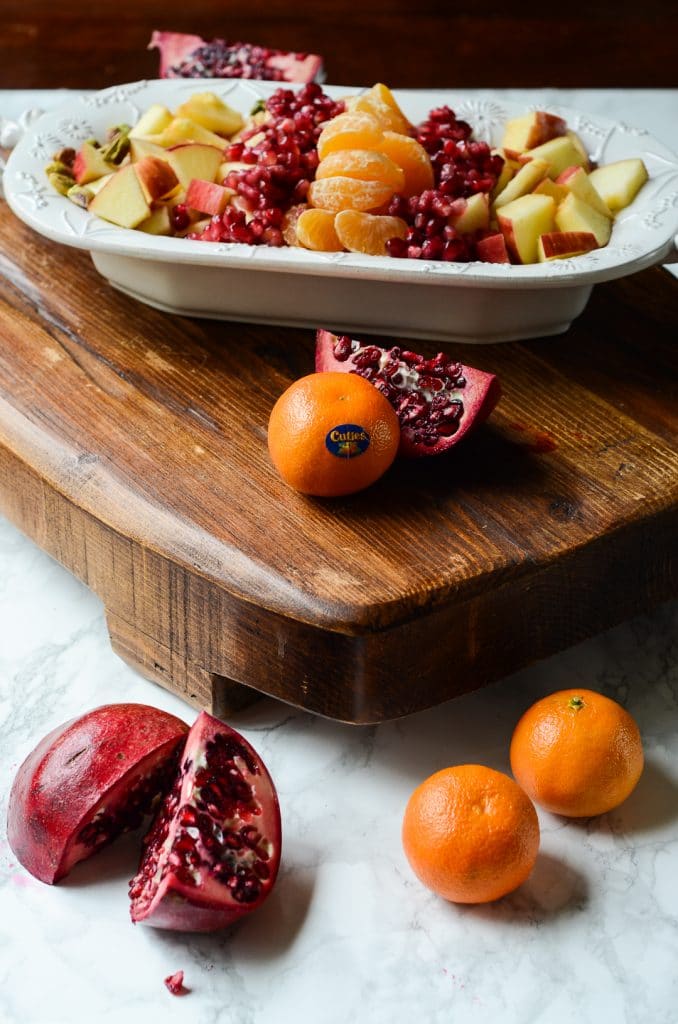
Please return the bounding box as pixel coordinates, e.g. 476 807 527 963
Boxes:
164 970 188 996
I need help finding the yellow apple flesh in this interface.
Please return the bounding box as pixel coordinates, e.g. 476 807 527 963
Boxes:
501 111 567 152
555 193 612 246
137 205 172 235
89 164 151 228
556 165 612 218
588 158 649 212
524 136 589 179
130 104 173 139
174 92 244 137
165 144 224 190
497 193 556 264
493 158 549 209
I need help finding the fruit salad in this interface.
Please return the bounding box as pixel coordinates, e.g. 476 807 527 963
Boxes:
45 83 649 266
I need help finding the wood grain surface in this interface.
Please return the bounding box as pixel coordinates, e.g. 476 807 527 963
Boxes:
2 1 678 90
0 202 675 721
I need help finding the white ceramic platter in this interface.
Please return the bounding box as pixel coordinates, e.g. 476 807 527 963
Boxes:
5 79 678 343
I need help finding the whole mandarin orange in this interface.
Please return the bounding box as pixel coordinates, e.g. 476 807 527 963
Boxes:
510 689 644 818
267 371 400 497
402 764 540 904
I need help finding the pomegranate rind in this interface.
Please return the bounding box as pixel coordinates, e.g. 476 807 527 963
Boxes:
149 31 324 83
129 711 282 933
315 329 501 458
7 704 189 884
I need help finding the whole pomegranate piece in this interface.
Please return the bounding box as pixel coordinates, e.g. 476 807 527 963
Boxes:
7 704 189 884
315 329 501 457
129 711 281 932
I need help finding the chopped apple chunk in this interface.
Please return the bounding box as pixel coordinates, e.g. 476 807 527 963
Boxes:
501 111 567 153
134 156 180 203
449 193 490 233
165 144 224 190
556 166 612 218
137 205 172 235
88 164 151 228
537 231 599 262
175 92 244 137
588 158 649 212
524 136 589 179
145 118 229 151
73 141 114 185
185 178 235 216
496 193 556 264
555 193 612 247
130 104 173 139
493 158 549 209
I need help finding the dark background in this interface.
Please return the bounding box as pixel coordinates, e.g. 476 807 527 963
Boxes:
2 0 677 89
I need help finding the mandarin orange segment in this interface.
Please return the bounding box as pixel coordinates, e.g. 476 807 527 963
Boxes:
316 112 384 160
348 83 412 135
316 149 405 192
334 210 408 256
296 208 343 251
308 176 395 213
380 132 435 197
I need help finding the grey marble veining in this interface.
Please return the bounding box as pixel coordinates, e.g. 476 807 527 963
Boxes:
0 88 677 1024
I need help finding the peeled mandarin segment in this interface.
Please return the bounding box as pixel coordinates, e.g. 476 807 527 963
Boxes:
316 112 384 160
335 210 408 256
308 176 395 213
349 83 412 135
281 203 307 246
316 149 405 192
296 208 343 251
380 132 435 197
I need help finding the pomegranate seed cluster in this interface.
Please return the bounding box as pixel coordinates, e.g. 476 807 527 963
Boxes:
77 757 178 849
416 106 504 198
333 336 466 447
129 732 272 913
384 106 505 263
191 84 344 246
385 192 478 262
170 40 295 81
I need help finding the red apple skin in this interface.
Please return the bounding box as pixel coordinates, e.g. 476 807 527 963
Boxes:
476 233 511 264
72 152 89 185
539 231 598 259
533 112 567 147
555 165 581 185
133 156 179 202
185 179 233 217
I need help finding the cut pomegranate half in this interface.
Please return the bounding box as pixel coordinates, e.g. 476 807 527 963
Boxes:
315 329 501 457
7 704 189 884
129 711 281 932
150 31 324 83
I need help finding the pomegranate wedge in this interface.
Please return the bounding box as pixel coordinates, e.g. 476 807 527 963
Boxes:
129 711 281 932
7 704 189 884
316 329 501 457
150 30 324 83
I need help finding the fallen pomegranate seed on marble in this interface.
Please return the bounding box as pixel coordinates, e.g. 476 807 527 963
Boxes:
164 970 189 996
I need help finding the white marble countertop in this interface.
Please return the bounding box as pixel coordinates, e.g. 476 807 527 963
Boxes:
0 88 677 1024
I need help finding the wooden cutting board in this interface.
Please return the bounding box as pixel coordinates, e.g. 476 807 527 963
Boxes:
0 203 676 722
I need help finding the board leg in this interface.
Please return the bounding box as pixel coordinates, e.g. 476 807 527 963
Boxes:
106 610 261 716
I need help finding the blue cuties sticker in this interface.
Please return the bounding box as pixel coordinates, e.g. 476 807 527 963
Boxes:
325 424 371 459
